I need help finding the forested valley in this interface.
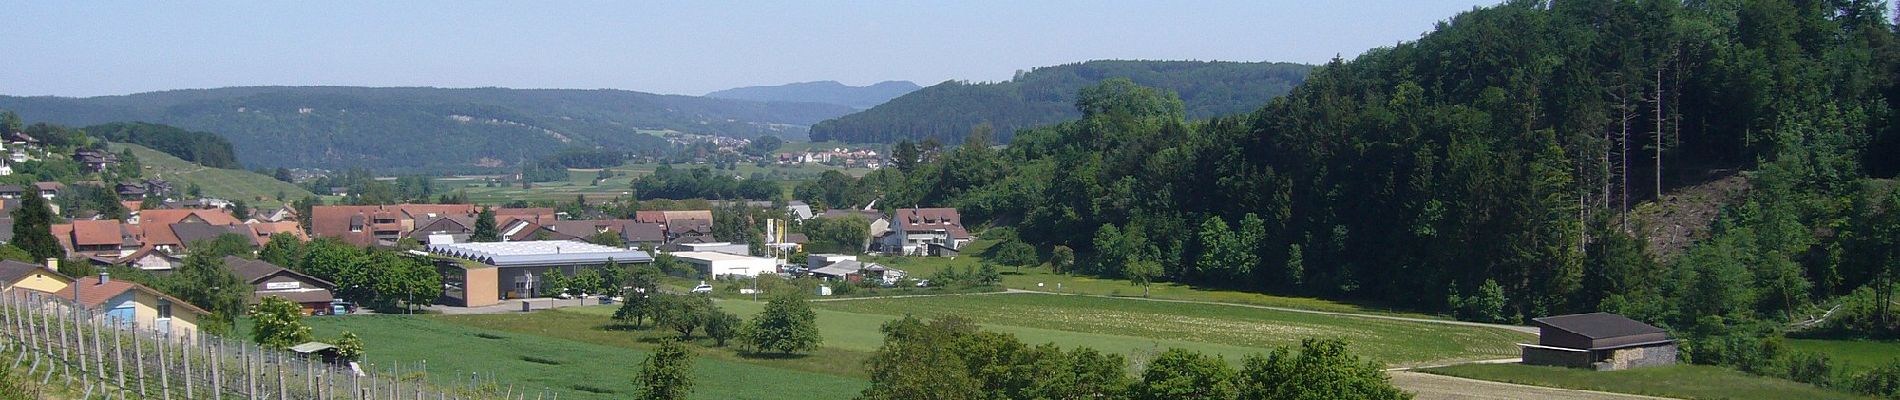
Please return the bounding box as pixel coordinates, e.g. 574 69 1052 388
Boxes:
806 0 1900 354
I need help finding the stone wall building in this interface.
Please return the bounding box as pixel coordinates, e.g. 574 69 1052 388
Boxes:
1520 313 1677 371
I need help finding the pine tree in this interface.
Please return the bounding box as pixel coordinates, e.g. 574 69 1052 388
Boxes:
11 194 61 261
471 207 500 242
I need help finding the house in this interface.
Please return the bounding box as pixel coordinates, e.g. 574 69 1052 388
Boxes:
1520 313 1677 371
787 201 815 221
308 204 556 247
0 259 72 294
252 205 299 223
427 240 653 306
53 273 207 338
672 251 776 278
115 181 149 198
622 222 667 248
885 208 970 256
0 185 22 199
51 219 141 259
224 256 337 315
33 182 63 200
73 149 120 172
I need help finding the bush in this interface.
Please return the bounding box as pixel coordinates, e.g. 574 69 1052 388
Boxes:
1821 285 1900 339
1447 279 1509 323
1851 359 1900 398
1785 351 1835 387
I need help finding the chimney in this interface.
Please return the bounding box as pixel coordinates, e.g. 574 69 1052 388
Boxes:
43 257 57 273
98 272 109 285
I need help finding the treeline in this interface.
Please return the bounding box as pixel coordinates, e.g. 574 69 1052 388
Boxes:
808 60 1313 144
84 121 240 168
0 86 856 174
858 315 1407 400
814 0 1900 341
631 165 780 200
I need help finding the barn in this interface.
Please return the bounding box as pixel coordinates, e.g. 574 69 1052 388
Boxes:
1519 313 1677 371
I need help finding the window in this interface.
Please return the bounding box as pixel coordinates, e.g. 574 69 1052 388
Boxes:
157 301 173 319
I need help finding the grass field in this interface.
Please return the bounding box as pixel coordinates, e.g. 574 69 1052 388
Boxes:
303 315 864 400
1787 338 1900 375
867 240 1448 320
115 143 316 209
1421 363 1872 400
808 292 1529 366
436 162 864 204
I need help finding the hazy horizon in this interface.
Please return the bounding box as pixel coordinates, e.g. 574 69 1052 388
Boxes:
1 1 1497 98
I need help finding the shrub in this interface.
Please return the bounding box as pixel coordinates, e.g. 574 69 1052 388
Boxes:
1851 359 1900 398
1785 351 1835 387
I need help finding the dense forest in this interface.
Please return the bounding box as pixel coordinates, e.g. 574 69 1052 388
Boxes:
808 60 1315 144
83 121 241 169
706 80 922 109
0 87 855 173
631 165 782 200
819 0 1900 350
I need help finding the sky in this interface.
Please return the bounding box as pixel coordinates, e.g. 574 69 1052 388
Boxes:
0 1 1499 98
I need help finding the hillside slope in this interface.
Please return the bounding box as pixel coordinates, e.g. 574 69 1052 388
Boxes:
706 80 921 109
808 60 1313 143
113 143 315 208
0 87 856 173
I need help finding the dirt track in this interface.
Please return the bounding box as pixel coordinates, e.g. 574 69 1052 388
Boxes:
1391 372 1675 400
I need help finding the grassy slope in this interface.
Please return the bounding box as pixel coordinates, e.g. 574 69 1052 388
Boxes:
808 293 1529 366
868 239 1447 319
303 315 863 400
1787 338 1900 375
1422 363 1871 400
113 143 315 209
437 162 862 205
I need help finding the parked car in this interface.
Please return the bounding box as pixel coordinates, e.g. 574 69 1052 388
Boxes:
690 284 714 294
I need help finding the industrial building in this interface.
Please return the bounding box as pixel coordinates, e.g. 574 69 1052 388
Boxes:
428 240 652 307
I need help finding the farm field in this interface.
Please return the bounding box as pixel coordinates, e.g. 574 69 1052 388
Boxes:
114 143 316 209
807 292 1530 366
1421 363 1873 400
1786 338 1900 375
434 161 865 204
867 240 1449 319
301 314 864 400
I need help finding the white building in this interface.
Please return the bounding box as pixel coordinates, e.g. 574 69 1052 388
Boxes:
886 208 971 256
672 251 777 278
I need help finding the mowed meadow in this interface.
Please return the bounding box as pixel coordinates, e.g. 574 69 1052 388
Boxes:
302 290 1531 400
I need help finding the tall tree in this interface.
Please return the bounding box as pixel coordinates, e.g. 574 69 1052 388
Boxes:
471 207 500 242
11 194 61 261
1133 348 1237 400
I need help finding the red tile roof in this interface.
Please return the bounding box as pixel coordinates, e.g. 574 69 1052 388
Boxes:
71 220 129 246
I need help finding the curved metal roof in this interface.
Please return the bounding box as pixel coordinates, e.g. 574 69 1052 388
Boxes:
427 240 653 267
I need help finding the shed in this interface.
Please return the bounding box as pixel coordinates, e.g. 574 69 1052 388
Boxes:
290 341 346 365
1520 313 1677 371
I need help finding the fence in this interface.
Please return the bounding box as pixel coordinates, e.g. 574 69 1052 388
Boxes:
0 289 524 400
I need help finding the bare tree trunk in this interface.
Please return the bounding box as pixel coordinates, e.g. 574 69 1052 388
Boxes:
1655 67 1665 199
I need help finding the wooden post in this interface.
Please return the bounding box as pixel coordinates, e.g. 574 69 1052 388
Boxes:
354 368 363 400
91 311 105 380
75 308 88 377
278 351 289 400
182 332 193 399
158 330 171 400
245 343 256 400
135 328 147 397
211 337 223 399
112 318 125 389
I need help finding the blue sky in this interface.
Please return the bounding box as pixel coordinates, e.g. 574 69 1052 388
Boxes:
0 1 1498 97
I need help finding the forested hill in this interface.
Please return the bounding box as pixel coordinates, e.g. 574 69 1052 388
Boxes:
840 0 1900 344
706 80 922 109
0 86 856 173
806 60 1314 143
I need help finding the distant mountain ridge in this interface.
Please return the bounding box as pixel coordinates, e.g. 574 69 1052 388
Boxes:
0 86 856 173
706 80 921 109
808 60 1314 144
